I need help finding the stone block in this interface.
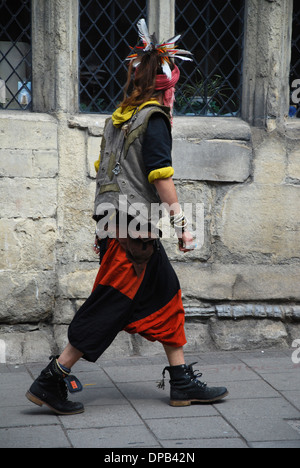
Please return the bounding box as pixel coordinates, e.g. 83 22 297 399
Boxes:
210 319 288 351
172 139 251 182
0 112 57 150
0 179 57 218
0 272 55 323
174 263 300 301
0 218 56 271
0 150 33 177
32 150 59 177
67 114 107 134
172 117 252 141
218 184 300 262
0 149 58 178
0 329 53 364
184 321 216 352
57 267 98 299
52 298 76 325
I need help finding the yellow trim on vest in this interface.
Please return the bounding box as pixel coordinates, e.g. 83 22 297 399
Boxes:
148 167 174 184
112 100 161 127
94 155 100 173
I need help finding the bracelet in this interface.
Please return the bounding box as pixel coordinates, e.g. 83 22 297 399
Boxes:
170 209 188 232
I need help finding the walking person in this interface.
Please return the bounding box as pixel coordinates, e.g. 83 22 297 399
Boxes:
26 20 228 415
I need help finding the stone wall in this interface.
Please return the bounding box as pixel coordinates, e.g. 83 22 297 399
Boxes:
0 0 299 363
0 110 299 363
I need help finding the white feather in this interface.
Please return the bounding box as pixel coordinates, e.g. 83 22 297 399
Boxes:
162 61 172 80
137 19 152 51
174 55 193 61
165 34 181 45
173 49 193 56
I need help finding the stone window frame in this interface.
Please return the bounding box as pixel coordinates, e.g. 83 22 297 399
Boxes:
29 0 295 131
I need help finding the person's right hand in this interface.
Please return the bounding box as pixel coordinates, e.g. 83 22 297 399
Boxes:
178 230 196 253
93 236 101 255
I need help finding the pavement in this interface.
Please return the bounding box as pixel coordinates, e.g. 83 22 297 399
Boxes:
1 348 300 449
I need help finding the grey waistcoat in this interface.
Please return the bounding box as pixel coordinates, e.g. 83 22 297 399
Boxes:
93 105 171 230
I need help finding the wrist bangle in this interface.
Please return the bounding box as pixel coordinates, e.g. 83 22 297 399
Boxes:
170 209 185 226
171 212 188 232
174 218 188 232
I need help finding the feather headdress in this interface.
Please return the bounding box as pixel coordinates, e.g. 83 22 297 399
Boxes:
126 19 193 80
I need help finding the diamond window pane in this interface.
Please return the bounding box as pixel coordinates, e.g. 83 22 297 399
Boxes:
0 0 32 111
79 0 147 113
290 0 300 118
174 0 245 117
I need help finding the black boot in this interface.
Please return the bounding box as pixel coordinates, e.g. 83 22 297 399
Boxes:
158 362 228 406
26 356 84 415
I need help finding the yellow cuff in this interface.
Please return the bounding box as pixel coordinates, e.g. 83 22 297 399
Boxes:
148 167 174 184
94 155 101 173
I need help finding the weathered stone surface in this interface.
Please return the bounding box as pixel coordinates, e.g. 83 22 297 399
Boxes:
0 179 57 219
68 114 107 134
55 179 96 263
172 139 251 182
175 263 300 301
57 267 98 299
0 149 58 178
219 184 300 262
253 135 286 184
287 149 300 181
0 218 56 271
0 328 53 364
87 135 102 178
53 325 69 354
183 321 216 352
52 299 76 325
0 112 57 150
210 319 289 351
287 323 300 343
57 122 86 179
241 0 292 126
172 117 252 141
0 272 55 323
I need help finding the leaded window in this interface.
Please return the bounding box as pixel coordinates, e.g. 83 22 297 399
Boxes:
174 0 245 117
0 0 32 110
79 0 147 113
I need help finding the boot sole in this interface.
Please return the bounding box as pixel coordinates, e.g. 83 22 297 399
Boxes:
26 391 85 415
170 390 229 406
